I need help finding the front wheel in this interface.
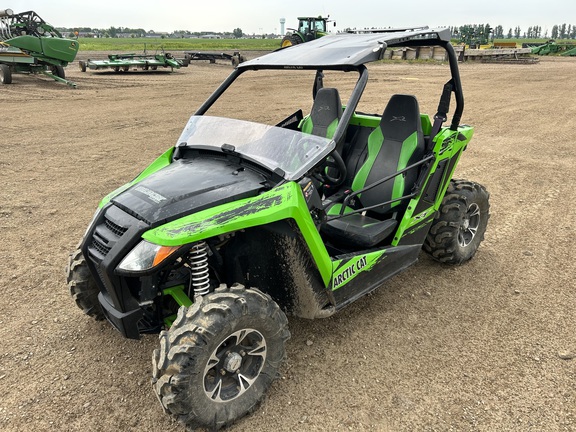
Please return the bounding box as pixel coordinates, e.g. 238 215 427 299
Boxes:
66 248 104 320
423 179 490 264
152 284 290 430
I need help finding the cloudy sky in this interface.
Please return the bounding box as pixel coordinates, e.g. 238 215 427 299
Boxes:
8 0 575 35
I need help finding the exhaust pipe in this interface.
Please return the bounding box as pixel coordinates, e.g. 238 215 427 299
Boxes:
0 9 14 17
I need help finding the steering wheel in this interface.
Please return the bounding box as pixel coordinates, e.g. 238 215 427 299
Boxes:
320 150 347 186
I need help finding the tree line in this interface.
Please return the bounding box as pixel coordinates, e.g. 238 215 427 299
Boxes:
451 23 576 45
65 24 576 42
62 26 245 38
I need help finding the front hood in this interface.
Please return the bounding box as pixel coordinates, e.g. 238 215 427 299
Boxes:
112 157 266 225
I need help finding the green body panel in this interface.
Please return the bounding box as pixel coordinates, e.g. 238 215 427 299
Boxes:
6 35 78 63
420 114 432 136
331 249 385 290
143 181 333 285
98 148 174 208
392 125 474 245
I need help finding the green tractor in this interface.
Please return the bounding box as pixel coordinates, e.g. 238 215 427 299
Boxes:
281 15 334 47
0 9 79 86
67 27 490 430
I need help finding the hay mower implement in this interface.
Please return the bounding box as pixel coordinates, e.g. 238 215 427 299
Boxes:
79 49 188 73
0 8 78 87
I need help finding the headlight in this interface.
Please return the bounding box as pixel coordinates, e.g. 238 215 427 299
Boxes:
117 240 180 272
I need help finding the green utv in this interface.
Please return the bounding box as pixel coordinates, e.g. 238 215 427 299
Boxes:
67 27 490 430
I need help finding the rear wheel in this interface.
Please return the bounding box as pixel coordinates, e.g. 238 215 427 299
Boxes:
281 34 302 47
152 284 289 430
78 60 87 72
0 64 13 84
423 179 490 264
66 248 104 320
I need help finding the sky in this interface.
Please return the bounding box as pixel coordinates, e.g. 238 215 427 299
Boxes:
8 0 576 35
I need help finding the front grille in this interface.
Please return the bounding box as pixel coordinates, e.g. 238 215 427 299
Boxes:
92 237 111 256
105 218 128 237
87 206 132 262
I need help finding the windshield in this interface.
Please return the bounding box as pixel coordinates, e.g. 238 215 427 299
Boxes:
176 116 334 181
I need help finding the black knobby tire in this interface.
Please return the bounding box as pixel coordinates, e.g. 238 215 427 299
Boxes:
78 60 87 72
50 65 66 79
423 179 490 264
152 284 290 430
281 34 302 47
66 249 104 320
0 64 12 84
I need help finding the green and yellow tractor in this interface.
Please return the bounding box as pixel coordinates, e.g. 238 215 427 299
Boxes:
280 16 335 47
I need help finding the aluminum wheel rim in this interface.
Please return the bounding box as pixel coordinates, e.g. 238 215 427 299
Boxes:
458 203 481 247
203 328 267 403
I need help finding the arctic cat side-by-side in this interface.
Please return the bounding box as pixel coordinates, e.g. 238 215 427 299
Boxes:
67 27 490 430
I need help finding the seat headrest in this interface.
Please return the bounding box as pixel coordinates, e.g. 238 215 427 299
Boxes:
311 87 342 124
380 94 422 142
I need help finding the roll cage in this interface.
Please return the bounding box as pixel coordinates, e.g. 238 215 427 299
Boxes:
195 27 464 154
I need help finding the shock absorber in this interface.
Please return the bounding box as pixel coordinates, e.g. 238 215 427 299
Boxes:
188 241 210 296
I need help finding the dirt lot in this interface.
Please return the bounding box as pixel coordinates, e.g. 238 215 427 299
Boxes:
1 55 575 432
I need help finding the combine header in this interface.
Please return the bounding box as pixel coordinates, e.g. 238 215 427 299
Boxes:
0 8 79 86
79 48 188 73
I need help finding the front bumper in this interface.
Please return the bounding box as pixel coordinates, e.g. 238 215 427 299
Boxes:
98 292 143 340
82 204 149 339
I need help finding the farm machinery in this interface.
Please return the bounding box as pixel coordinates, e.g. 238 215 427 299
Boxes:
530 40 576 56
281 15 335 47
0 8 79 86
79 48 187 73
183 51 246 66
78 50 247 73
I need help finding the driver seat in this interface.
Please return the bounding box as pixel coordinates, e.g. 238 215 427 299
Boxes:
322 94 425 249
300 87 342 140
